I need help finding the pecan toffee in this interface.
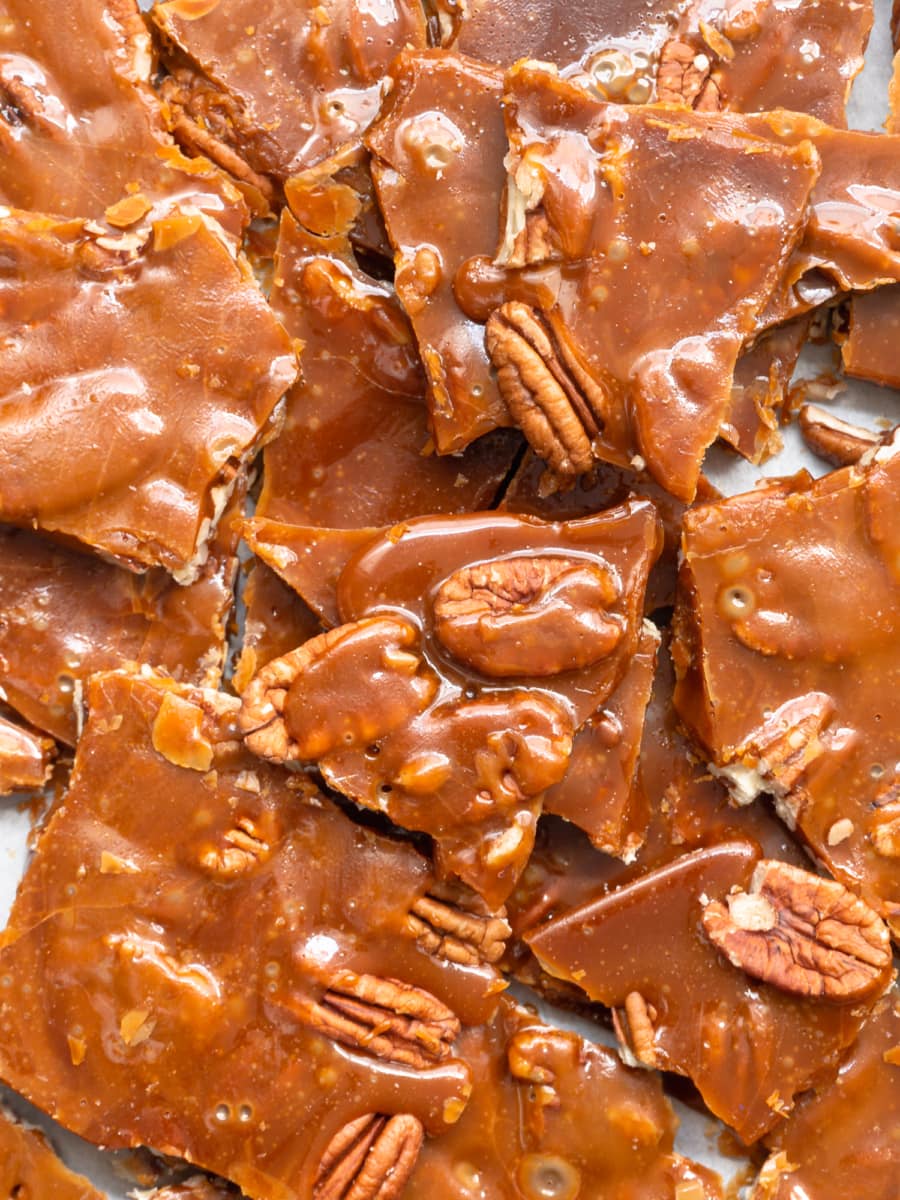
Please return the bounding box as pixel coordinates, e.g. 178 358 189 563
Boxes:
672 437 900 938
756 114 900 326
452 0 869 128
232 561 323 696
405 996 723 1199
0 671 510 1200
0 0 247 237
0 1105 103 1200
527 842 890 1143
240 504 660 904
0 710 55 793
753 989 900 1200
365 50 514 453
257 209 519 529
505 635 806 998
841 51 900 389
489 63 820 500
283 141 392 261
0 209 296 580
723 316 811 464
798 405 888 468
540 622 659 858
677 0 872 123
151 0 427 205
0 497 241 745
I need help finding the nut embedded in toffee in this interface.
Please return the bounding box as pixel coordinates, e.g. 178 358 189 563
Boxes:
490 63 821 500
0 671 513 1200
527 842 886 1142
405 996 723 1199
0 0 248 237
240 504 660 904
672 435 900 938
151 0 428 203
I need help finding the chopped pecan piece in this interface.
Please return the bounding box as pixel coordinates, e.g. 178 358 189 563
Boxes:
485 302 610 477
408 886 511 966
702 860 893 1002
315 1113 424 1200
197 815 274 879
287 972 460 1070
798 404 884 467
613 992 661 1068
433 554 623 677
869 780 900 860
656 38 722 110
240 618 438 765
713 695 834 806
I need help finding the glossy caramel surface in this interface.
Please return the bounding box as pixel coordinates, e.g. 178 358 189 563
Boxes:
673 441 900 935
366 51 513 452
0 507 240 744
756 990 900 1200
406 997 722 1200
0 671 502 1200
0 209 296 577
152 0 427 190
0 0 247 236
528 842 871 1143
496 65 820 499
0 710 55 793
258 210 519 528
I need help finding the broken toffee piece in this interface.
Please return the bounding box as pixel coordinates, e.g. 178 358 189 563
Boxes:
489 64 820 500
232 562 322 697
0 1105 103 1200
0 0 247 237
0 671 507 1200
406 996 723 1199
673 438 900 937
723 317 811 464
258 210 519 529
540 622 659 858
0 711 55 794
365 50 514 453
0 209 296 580
241 503 660 904
151 0 427 206
755 115 900 326
676 0 873 124
0 504 241 745
528 842 892 1143
752 989 900 1200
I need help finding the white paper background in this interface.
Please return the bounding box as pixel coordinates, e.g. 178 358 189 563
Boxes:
0 1 897 1194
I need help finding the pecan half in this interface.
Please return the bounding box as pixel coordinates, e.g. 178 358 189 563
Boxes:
485 302 609 477
702 860 893 1002
287 972 459 1070
656 39 722 110
315 1113 424 1200
433 555 623 677
798 404 884 467
407 884 510 966
240 617 438 765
